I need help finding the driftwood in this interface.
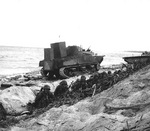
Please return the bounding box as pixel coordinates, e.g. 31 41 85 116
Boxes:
104 101 150 113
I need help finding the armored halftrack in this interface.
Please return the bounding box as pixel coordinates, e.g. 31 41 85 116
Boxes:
39 42 104 79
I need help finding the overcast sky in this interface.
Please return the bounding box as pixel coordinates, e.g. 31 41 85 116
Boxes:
0 0 150 52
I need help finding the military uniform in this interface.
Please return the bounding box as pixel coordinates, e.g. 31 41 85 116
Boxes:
0 103 6 121
78 75 93 97
107 71 114 87
79 75 88 90
71 79 80 91
70 76 89 98
34 85 54 108
54 80 68 98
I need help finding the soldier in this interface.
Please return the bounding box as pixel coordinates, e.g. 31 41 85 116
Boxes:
93 73 99 84
87 75 94 88
107 71 114 87
95 79 102 94
87 73 99 88
0 103 6 121
127 64 134 75
54 80 69 98
70 75 88 97
113 70 120 84
80 75 88 90
79 75 93 97
100 71 109 91
70 79 80 91
34 85 55 108
71 76 88 92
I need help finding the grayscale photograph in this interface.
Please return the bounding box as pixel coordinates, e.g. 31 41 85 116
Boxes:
0 0 150 130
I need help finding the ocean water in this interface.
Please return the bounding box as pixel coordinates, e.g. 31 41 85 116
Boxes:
100 51 141 67
0 46 43 75
0 46 141 76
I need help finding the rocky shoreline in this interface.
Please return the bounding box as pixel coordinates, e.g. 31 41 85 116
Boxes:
1 64 150 131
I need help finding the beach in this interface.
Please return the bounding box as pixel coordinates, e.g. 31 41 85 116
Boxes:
0 55 150 131
1 46 149 131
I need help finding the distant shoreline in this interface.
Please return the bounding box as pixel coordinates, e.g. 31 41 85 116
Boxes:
0 45 43 49
124 50 146 53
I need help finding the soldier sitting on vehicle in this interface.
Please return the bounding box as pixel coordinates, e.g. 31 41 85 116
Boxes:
33 85 55 108
54 80 69 99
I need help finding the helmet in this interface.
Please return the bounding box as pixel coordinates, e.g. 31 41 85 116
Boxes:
43 85 50 90
108 71 112 75
60 80 67 86
93 73 99 77
80 75 86 81
90 73 98 79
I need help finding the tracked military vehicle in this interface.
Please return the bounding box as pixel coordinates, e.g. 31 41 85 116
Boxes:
123 51 150 71
123 51 150 64
39 42 104 79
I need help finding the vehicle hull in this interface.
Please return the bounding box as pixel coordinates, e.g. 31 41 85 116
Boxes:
123 56 150 64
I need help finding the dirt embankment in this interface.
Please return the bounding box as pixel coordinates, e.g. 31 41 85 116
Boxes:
6 65 150 131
